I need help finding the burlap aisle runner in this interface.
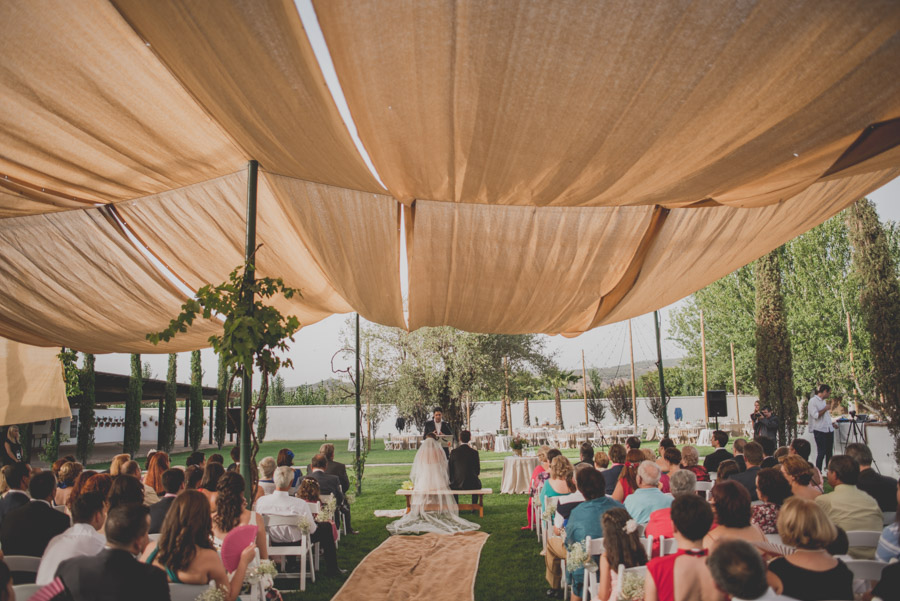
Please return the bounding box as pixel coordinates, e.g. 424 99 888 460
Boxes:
331 532 489 601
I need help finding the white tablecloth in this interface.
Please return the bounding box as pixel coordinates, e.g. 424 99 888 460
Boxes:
500 455 539 494
494 435 511 452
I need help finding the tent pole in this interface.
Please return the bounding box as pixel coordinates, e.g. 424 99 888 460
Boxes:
355 313 361 494
701 309 709 426
654 311 669 437
629 321 637 427
581 350 589 427
731 342 739 422
239 160 258 507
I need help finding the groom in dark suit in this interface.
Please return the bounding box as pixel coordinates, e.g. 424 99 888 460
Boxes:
424 407 453 458
449 430 482 504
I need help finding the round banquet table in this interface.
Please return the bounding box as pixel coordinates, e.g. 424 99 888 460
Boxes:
500 455 540 494
494 435 511 452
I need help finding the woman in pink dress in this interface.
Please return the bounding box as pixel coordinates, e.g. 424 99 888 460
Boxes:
524 446 552 529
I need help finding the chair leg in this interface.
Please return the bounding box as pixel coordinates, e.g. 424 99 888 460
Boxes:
300 552 307 592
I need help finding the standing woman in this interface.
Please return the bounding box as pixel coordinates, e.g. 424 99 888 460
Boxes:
1 427 22 466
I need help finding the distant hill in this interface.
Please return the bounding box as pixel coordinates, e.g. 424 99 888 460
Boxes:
568 357 683 390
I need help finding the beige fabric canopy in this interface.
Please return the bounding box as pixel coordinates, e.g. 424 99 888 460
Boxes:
1 0 899 365
0 337 70 425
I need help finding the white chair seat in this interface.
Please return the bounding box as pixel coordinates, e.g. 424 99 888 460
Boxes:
12 583 42 599
4 555 41 574
845 530 882 549
844 559 886 582
169 583 215 601
883 511 896 526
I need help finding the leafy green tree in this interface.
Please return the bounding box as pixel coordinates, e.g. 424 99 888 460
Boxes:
847 198 900 461
544 368 578 427
514 371 544 427
161 354 177 452
76 353 96 464
755 249 796 445
124 354 142 456
215 354 228 449
189 350 203 451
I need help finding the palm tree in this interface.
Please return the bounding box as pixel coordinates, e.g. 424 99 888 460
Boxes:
544 368 578 428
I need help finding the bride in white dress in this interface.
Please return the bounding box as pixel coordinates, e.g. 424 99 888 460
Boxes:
387 436 481 535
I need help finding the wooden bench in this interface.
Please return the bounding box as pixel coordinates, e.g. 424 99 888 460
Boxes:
395 488 493 517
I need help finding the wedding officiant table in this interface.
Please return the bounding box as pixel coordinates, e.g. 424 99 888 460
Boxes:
500 455 539 494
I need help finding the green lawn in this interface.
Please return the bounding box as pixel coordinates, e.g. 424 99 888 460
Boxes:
86 439 722 601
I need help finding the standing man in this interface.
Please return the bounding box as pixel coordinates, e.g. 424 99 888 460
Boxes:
757 407 780 442
424 407 452 458
808 384 835 472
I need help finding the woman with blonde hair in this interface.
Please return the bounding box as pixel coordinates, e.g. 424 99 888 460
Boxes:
766 497 852 600
680 445 710 482
781 455 821 500
540 455 575 511
612 449 646 503
1 426 22 465
55 461 83 506
597 508 648 601
108 453 131 476
143 451 170 495
524 445 552 529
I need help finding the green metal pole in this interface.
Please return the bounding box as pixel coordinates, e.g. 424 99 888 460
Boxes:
355 312 361 495
654 310 669 437
208 397 213 445
240 160 258 507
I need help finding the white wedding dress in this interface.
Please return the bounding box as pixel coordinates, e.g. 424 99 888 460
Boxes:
387 438 481 535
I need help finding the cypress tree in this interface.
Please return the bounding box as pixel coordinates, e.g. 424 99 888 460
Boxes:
76 353 96 464
258 385 268 444
847 198 900 462
189 350 203 451
162 354 177 452
754 249 796 445
124 353 142 456
215 355 228 449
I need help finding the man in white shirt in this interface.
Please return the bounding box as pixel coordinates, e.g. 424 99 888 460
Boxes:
708 539 795 601
37 491 106 584
807 384 835 471
255 466 343 577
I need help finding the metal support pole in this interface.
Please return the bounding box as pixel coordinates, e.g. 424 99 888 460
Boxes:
240 160 258 507
184 393 190 448
355 313 361 495
654 311 669 437
208 397 214 445
157 399 164 450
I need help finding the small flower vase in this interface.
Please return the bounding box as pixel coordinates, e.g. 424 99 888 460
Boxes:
513 448 523 456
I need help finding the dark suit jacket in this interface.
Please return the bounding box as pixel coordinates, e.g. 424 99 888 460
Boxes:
0 499 71 556
703 448 734 472
306 460 351 495
602 465 624 495
449 444 481 490
858 468 898 511
734 454 747 472
423 420 452 437
0 490 29 524
148 495 176 534
56 547 170 601
305 470 344 506
730 466 761 501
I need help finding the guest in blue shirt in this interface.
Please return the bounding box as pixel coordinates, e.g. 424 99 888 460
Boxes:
877 480 900 562
623 460 672 524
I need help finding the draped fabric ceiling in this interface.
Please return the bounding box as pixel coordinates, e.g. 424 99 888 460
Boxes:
1 0 900 362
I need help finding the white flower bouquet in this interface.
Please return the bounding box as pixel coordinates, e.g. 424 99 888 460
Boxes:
542 504 555 523
194 584 228 601
618 571 645 601
245 558 278 590
566 540 598 573
316 497 338 523
295 514 311 535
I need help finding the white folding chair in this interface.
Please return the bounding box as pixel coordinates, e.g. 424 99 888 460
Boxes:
262 514 315 591
149 532 162 542
4 555 41 577
169 583 216 601
764 533 784 545
532 492 543 541
542 497 561 554
306 501 322 571
845 530 882 550
645 535 678 558
844 559 886 583
613 564 648 600
883 511 896 526
12 583 41 599
695 481 713 499
581 536 605 600
338 485 348 536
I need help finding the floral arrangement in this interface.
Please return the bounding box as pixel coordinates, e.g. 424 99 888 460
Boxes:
295 514 311 535
194 584 228 601
566 541 598 573
401 480 414 490
618 571 645 601
510 436 528 451
245 559 278 591
623 518 638 534
542 504 555 523
316 497 338 523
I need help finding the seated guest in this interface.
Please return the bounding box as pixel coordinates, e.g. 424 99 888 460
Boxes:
297 478 339 542
211 472 268 559
715 460 740 482
612 449 647 503
546 468 621 600
626 436 641 450
869 562 900 601
185 451 205 469
767 497 853 601
318 443 355 533
183 465 203 490
209 453 224 465
655 438 675 470
730 441 764 501
108 453 131 476
780 455 821 500
65 469 98 513
602 444 626 495
773 446 789 463
226 446 240 472
593 450 610 470
876 480 900 562
142 490 254 601
305 454 345 517
276 448 302 488
658 447 682 493
708 539 794 601
624 461 672 525
552 464 593 534
0 462 30 523
751 468 793 534
37 491 106 585
55 461 83 507
755 435 778 469
525 446 552 529
645 494 723 601
55 503 171 601
703 481 765 550
149 468 184 534
846 442 897 511
257 466 342 576
574 442 594 468
541 455 575 511
258 456 277 495
81 473 113 502
680 446 710 482
826 526 850 559
0 561 11 601
0 471 70 557
647 470 697 543
597 507 648 601
143 451 169 496
107 474 145 510
816 455 882 558
120 460 158 505
703 431 734 473
199 462 225 509
449 430 482 504
732 438 748 472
